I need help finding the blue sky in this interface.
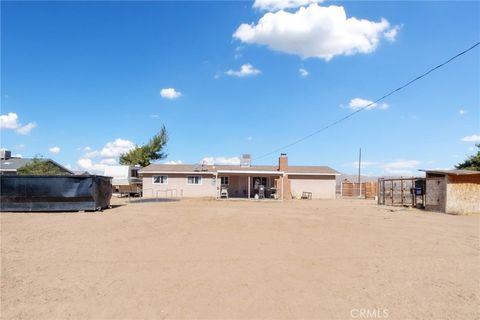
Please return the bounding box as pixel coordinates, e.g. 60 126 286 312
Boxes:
1 0 479 176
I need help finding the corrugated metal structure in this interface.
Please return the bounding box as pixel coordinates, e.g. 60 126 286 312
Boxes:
0 175 112 212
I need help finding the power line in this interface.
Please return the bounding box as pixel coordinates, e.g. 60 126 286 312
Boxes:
254 41 480 161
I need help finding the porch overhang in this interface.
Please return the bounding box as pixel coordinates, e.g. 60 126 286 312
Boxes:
216 170 284 175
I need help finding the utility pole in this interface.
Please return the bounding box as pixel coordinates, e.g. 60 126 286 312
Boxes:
358 148 362 197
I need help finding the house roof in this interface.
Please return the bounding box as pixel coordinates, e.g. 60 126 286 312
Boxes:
420 169 480 176
140 164 339 175
0 158 74 174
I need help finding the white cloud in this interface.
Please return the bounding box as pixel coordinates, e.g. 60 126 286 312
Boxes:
76 138 136 174
378 160 421 176
458 109 467 115
77 158 107 174
348 98 388 110
225 64 262 77
234 4 398 60
343 161 378 169
16 122 37 135
201 156 241 165
99 138 135 158
164 160 183 165
13 153 22 158
160 88 182 99
48 146 61 154
253 0 323 11
80 139 134 159
381 160 421 169
299 68 309 76
0 112 19 129
100 158 118 165
384 25 400 42
461 134 480 142
0 112 37 135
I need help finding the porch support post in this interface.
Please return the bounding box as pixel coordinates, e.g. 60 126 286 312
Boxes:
248 175 251 200
215 173 218 200
281 174 284 201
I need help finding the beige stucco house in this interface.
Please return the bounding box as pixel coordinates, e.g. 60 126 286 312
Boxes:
139 154 339 200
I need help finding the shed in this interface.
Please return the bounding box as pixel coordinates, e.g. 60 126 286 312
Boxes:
421 169 480 215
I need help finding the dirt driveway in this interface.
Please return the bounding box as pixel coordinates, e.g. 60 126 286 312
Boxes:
1 198 479 319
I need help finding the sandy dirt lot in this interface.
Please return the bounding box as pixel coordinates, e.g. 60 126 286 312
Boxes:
1 198 479 319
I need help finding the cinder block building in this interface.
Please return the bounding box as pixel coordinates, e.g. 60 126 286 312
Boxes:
423 169 480 214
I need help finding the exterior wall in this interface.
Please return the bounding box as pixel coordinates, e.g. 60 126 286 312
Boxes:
288 175 336 199
425 174 447 212
142 173 216 198
445 174 480 215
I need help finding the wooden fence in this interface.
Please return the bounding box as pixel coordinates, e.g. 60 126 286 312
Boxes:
341 180 378 199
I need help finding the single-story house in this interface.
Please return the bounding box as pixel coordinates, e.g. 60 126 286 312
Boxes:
422 169 480 214
0 150 73 175
139 154 339 199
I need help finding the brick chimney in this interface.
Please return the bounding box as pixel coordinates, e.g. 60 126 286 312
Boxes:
275 153 292 200
278 153 288 172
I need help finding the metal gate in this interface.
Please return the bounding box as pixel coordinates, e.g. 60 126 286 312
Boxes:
378 177 426 207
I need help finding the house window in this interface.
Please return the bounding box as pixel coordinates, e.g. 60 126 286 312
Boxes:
153 175 168 184
187 176 202 185
221 176 229 185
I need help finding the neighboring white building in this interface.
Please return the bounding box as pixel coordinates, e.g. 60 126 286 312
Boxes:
104 165 142 195
139 154 339 199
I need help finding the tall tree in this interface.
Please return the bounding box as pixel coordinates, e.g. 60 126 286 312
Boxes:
455 144 480 171
119 126 168 167
17 157 71 175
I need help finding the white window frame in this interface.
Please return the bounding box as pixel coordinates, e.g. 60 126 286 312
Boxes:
220 176 229 185
152 175 168 185
186 175 202 185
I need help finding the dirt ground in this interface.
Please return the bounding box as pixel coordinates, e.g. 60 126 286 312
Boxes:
1 198 479 319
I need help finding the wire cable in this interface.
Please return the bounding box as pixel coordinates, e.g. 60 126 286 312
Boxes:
254 41 480 161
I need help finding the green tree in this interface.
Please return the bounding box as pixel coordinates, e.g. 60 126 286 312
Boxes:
17 157 70 175
455 143 480 171
119 126 168 167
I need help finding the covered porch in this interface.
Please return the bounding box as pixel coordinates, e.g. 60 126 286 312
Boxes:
215 170 285 200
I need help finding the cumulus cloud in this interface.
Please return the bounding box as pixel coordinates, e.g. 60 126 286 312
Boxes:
0 112 37 135
343 159 421 176
343 161 378 169
458 109 467 115
201 156 241 165
77 158 107 174
234 4 398 60
100 158 118 165
160 88 182 99
253 0 323 11
348 98 388 110
99 139 135 158
164 160 183 165
225 64 262 77
48 146 61 154
76 138 136 173
383 160 420 169
461 134 480 142
384 25 400 42
299 68 309 76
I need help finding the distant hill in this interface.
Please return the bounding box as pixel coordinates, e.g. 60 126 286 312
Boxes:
336 174 379 185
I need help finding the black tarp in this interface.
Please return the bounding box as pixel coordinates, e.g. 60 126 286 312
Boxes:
0 175 112 212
